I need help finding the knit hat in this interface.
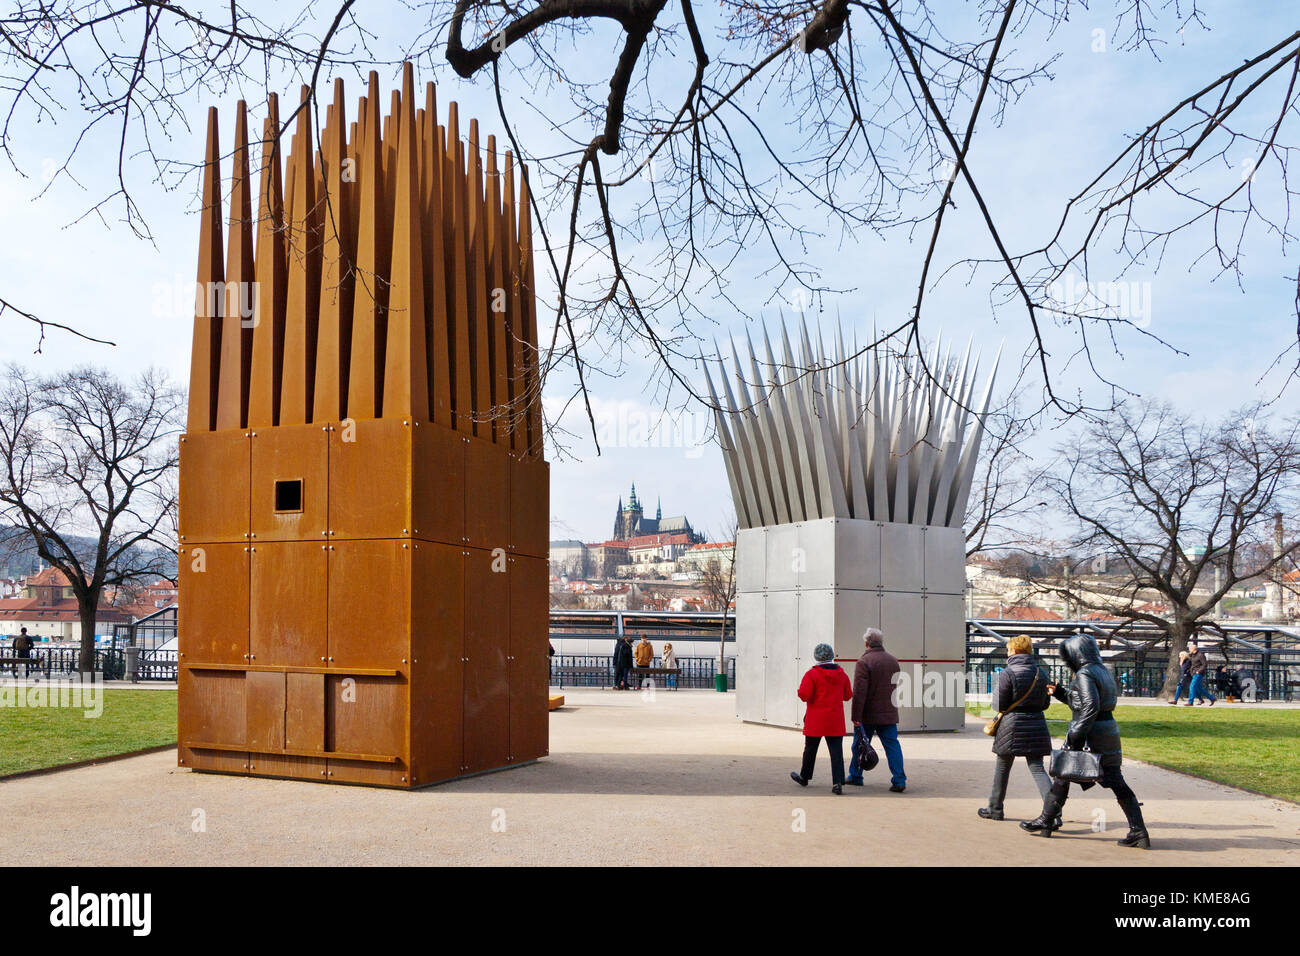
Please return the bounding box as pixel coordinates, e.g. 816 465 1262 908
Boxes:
813 643 834 663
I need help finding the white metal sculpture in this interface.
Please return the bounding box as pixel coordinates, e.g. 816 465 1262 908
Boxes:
704 316 999 531
710 315 999 732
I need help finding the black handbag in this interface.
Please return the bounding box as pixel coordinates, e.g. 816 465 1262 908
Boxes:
1050 748 1102 783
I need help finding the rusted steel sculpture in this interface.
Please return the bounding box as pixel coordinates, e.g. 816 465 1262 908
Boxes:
177 63 549 788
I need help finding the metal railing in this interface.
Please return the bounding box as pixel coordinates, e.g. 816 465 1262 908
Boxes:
966 657 1294 702
1 648 126 680
550 654 735 690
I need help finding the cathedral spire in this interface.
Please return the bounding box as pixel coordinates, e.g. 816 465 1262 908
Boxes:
656 496 661 520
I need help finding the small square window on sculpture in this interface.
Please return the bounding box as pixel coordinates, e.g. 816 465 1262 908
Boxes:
274 479 304 513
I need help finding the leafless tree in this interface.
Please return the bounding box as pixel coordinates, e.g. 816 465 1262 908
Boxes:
699 517 737 675
1037 401 1300 699
0 366 183 671
964 386 1050 557
3 2 1298 436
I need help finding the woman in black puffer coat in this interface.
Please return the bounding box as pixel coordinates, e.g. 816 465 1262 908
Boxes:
978 635 1054 823
1020 633 1150 849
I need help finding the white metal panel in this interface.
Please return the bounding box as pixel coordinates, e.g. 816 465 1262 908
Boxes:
735 527 767 594
833 588 881 662
764 521 802 591
797 517 838 586
879 590 924 661
922 661 966 731
923 592 966 661
923 525 967 595
880 521 925 593
735 590 766 722
763 590 800 728
835 518 882 590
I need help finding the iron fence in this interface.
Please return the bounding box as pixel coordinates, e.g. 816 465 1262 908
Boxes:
966 657 1294 702
550 654 735 690
1 648 126 680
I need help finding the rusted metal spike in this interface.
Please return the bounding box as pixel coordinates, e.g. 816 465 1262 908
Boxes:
280 86 321 426
382 62 430 420
347 72 386 420
188 106 225 434
314 78 354 424
215 100 254 431
249 95 286 428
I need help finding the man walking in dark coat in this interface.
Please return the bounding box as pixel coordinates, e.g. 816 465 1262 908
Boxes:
1185 641 1216 706
847 628 906 792
12 627 33 680
612 635 634 690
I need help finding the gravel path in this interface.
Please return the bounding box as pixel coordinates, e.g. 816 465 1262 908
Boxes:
2 689 1297 865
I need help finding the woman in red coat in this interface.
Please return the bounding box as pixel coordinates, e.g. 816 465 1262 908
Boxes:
791 643 853 794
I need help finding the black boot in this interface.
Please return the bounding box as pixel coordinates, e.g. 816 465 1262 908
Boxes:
1117 828 1151 849
1021 794 1063 837
1115 789 1150 848
977 807 1004 821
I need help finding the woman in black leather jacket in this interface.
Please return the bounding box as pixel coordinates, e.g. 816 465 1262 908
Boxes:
1021 633 1150 848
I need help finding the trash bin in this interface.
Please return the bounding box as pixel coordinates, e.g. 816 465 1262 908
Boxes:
124 646 140 683
714 672 728 693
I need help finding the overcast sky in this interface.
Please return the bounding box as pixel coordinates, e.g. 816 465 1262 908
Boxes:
2 2 1296 546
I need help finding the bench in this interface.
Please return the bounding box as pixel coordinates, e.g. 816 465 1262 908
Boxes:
551 664 610 688
631 666 681 690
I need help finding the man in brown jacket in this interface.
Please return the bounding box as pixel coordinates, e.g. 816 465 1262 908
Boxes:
847 628 907 791
634 636 654 669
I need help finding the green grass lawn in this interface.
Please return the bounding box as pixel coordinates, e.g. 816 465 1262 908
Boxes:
0 688 177 777
967 700 1300 803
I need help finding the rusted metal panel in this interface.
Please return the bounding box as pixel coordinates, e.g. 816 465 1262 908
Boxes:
285 671 326 752
245 669 286 752
250 422 329 542
178 543 248 667
509 553 549 763
250 542 327 668
178 431 250 545
326 674 409 786
410 542 464 785
508 454 549 559
329 416 412 539
328 539 410 669
464 435 508 551
463 546 509 773
178 668 247 773
412 421 464 547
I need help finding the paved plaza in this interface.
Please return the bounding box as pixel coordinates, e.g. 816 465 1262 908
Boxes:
2 689 1297 866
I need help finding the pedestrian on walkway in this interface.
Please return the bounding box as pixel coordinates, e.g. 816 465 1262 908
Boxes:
847 628 907 793
1185 641 1216 706
790 643 852 794
613 635 634 690
978 634 1055 824
12 627 32 680
1169 650 1191 705
661 642 678 689
1021 634 1150 849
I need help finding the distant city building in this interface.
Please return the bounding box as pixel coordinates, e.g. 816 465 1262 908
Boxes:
0 567 133 641
548 540 590 579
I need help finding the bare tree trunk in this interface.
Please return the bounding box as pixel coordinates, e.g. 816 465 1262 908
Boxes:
1159 616 1189 700
77 595 98 674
